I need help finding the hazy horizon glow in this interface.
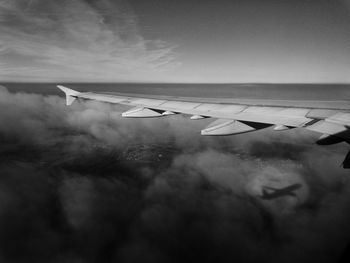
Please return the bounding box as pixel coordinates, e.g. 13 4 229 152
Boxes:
1 0 350 83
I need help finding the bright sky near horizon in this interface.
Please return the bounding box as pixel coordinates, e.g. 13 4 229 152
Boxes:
0 0 350 83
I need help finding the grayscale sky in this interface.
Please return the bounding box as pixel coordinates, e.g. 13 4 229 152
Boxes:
0 0 350 82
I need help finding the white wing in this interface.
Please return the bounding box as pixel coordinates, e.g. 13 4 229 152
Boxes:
57 85 350 167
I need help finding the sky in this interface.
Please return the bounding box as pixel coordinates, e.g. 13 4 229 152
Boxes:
0 0 350 83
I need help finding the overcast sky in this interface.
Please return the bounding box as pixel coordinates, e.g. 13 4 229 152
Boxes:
0 0 350 83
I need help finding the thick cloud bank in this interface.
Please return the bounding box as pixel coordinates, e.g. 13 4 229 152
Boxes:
0 86 350 263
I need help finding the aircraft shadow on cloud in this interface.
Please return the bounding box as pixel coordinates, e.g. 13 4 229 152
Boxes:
57 85 350 168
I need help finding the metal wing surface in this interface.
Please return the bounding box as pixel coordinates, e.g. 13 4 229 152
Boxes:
57 85 350 167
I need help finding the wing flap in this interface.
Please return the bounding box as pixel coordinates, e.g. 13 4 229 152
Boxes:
326 112 350 126
306 120 347 135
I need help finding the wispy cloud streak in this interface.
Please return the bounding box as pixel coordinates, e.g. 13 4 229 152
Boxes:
0 0 179 82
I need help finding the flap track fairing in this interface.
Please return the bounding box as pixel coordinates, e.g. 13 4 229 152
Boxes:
201 119 256 136
122 107 163 118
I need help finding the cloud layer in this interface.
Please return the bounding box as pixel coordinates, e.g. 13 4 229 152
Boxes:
0 0 179 82
0 85 350 263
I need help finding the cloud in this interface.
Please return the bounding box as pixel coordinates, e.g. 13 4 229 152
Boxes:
0 85 350 263
0 0 180 82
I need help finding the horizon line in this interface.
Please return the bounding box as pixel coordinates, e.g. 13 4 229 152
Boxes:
1 81 350 85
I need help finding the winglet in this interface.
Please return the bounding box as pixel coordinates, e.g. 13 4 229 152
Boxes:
57 85 80 105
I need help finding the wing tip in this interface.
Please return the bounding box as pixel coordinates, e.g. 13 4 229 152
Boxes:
57 85 80 106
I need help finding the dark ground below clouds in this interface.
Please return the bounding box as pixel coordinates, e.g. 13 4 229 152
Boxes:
1 84 350 263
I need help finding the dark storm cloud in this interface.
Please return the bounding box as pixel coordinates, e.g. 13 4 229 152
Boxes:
0 86 350 263
0 0 179 81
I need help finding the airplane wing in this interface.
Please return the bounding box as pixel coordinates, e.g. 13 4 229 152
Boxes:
57 85 350 167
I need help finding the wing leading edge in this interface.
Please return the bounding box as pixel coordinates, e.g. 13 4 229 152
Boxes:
57 85 350 168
